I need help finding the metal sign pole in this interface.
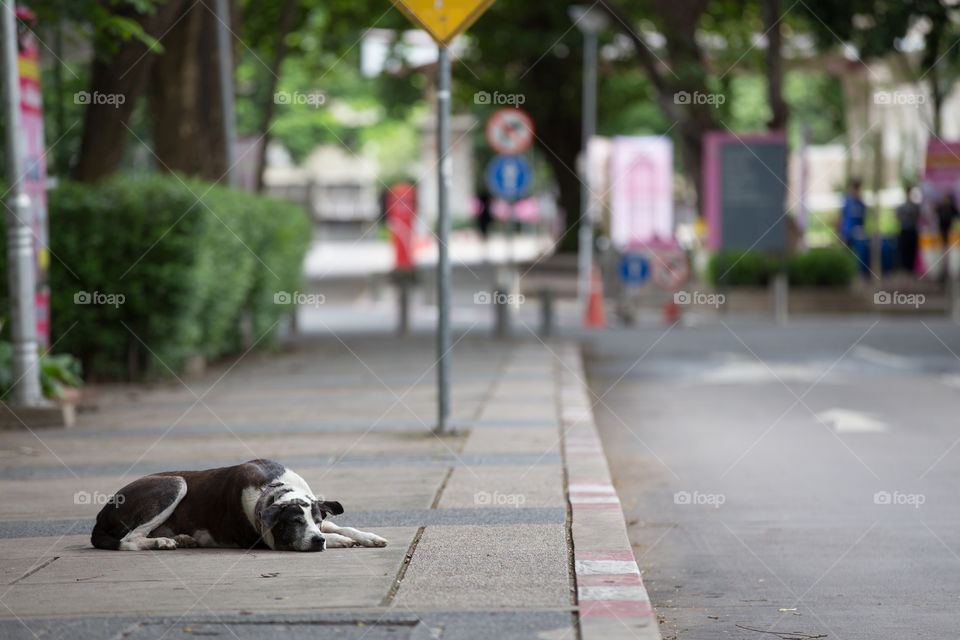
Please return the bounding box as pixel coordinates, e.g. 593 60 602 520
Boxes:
435 46 452 434
1 1 43 406
577 27 598 314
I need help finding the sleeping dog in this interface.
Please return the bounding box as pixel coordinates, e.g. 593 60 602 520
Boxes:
90 459 387 551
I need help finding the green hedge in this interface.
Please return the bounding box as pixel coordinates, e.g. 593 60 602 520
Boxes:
707 250 779 287
27 174 311 379
707 247 857 289
787 247 858 287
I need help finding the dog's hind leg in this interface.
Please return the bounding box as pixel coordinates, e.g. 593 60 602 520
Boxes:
91 475 187 551
320 520 387 547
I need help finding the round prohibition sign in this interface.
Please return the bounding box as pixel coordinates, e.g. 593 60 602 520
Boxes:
650 248 690 291
484 107 535 156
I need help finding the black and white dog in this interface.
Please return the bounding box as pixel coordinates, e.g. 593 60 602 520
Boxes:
91 459 387 551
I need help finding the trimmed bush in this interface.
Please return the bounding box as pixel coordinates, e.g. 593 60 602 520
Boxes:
707 250 779 287
787 247 858 288
38 174 310 379
707 247 857 289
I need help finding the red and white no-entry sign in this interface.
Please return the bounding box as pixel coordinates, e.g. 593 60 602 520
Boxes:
484 107 535 156
650 248 690 291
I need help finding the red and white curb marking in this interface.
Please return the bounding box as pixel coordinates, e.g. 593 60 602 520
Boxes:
560 345 662 639
569 482 622 509
575 549 654 618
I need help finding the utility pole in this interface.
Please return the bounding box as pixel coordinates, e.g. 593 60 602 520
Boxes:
2 0 43 407
569 6 607 314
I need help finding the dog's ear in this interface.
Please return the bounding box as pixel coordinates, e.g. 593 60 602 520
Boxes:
312 500 344 519
260 504 283 530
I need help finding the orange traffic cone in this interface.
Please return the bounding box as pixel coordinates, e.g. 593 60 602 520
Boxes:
584 266 607 328
662 298 680 325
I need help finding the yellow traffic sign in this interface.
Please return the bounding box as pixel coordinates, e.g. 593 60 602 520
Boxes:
391 0 496 47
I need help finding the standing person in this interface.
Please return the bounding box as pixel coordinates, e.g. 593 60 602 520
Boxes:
896 185 921 275
838 179 866 246
476 191 493 241
936 190 958 249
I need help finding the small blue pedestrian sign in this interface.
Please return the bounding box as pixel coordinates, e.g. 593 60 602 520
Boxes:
619 253 649 287
485 155 532 202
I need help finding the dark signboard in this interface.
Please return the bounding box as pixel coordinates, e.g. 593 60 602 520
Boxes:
703 132 788 253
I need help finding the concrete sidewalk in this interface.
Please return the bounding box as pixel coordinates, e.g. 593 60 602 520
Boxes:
0 335 657 639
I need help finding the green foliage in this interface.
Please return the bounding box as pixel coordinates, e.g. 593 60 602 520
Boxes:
234 0 418 180
708 248 857 288
38 352 83 399
0 342 83 401
727 74 772 132
25 0 162 57
798 0 960 123
38 174 310 379
784 71 845 146
708 250 779 287
787 247 858 288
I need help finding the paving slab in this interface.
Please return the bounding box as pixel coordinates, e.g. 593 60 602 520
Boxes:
0 528 414 619
436 466 565 510
459 426 560 456
393 524 572 610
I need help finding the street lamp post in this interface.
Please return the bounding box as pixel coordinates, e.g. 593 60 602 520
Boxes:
1 0 43 407
569 5 608 314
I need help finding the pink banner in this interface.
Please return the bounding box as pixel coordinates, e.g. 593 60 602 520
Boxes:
609 136 673 250
924 139 960 194
17 10 50 347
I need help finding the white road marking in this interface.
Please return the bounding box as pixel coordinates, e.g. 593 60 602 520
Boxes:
853 345 914 369
815 408 888 433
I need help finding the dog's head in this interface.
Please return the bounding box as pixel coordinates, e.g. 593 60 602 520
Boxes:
259 497 343 552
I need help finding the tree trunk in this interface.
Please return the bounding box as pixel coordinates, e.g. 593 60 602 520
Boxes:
542 144 584 252
763 0 789 130
148 0 227 181
72 0 188 182
598 0 716 215
254 0 300 192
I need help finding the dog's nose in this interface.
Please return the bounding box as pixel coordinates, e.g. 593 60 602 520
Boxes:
310 535 325 551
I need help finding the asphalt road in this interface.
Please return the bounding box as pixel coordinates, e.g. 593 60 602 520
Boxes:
583 317 960 640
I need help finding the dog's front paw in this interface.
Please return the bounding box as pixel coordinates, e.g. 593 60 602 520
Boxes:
323 533 357 548
153 537 177 550
357 533 388 548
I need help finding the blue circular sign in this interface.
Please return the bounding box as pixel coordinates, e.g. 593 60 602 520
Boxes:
619 253 650 286
485 155 532 202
